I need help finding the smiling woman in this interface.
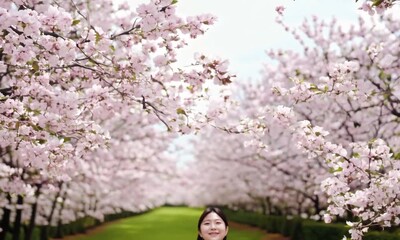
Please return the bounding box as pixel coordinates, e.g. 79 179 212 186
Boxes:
197 207 229 240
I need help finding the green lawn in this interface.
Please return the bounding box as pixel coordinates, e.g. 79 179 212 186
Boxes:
65 207 265 240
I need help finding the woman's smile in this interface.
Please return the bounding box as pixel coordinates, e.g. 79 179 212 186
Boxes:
199 212 228 240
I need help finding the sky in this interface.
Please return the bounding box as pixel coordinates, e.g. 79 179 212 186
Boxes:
174 0 361 81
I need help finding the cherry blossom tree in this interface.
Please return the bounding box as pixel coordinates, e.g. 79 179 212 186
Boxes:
234 4 400 239
357 0 399 14
187 82 330 217
0 0 234 239
186 2 399 239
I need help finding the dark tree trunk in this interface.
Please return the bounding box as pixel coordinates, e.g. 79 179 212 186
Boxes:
24 184 43 240
0 194 12 240
265 197 273 215
40 181 63 240
12 195 24 240
313 195 320 214
260 199 267 215
55 189 68 238
39 226 47 240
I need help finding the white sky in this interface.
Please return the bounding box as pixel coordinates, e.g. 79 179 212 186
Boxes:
175 0 360 81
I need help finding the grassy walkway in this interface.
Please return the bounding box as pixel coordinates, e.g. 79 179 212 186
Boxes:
56 207 270 240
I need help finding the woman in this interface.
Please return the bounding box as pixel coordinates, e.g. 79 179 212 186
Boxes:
197 207 229 240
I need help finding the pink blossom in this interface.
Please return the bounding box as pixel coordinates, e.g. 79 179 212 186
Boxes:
153 55 168 67
275 5 285 16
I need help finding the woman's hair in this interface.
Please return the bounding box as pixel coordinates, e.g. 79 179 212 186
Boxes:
197 207 229 240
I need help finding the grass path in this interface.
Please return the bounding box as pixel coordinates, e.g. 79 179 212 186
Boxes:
54 207 287 240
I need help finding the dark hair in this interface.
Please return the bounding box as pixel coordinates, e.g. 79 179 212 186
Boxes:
197 207 229 240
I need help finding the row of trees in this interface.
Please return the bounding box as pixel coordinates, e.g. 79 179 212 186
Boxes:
0 0 233 239
186 1 400 239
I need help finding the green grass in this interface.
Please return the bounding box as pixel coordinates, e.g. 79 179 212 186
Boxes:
67 207 265 240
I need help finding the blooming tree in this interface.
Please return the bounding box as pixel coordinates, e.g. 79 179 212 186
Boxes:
186 2 399 239
357 0 399 14
241 5 400 239
0 0 234 239
186 83 330 216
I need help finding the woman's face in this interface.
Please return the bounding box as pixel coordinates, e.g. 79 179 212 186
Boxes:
199 212 228 240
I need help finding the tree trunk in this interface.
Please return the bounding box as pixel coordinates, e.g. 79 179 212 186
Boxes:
313 195 320 214
55 189 68 238
12 195 24 240
40 182 63 240
24 184 43 240
260 200 267 215
265 197 272 215
0 194 12 240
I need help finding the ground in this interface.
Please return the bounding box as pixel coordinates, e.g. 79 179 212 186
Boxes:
229 222 290 240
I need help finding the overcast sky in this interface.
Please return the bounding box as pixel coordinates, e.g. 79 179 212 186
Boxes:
174 0 361 81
